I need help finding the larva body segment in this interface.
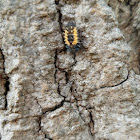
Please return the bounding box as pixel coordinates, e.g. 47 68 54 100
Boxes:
64 22 81 52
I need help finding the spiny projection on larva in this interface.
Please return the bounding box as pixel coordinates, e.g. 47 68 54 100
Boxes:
64 22 81 52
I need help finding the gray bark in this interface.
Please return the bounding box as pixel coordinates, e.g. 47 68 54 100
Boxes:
0 0 140 140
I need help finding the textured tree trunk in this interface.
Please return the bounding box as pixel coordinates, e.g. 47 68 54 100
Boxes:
0 0 140 140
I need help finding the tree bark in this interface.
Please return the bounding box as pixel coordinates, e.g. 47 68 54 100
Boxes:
0 0 140 140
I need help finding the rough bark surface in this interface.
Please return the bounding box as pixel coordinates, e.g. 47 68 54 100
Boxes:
106 0 140 73
0 0 139 140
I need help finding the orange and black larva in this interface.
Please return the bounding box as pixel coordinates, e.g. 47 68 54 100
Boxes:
64 22 81 52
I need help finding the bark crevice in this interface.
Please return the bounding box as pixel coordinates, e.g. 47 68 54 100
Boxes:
88 111 95 138
0 48 10 110
38 116 42 132
45 134 53 140
100 71 129 89
4 80 10 109
55 0 65 48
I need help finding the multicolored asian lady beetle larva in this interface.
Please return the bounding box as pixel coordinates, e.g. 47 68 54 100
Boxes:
64 22 81 52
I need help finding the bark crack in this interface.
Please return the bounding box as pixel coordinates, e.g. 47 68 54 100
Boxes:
55 0 65 50
54 49 66 99
45 134 53 140
4 80 10 109
70 82 85 122
88 111 95 138
54 49 58 83
100 71 129 89
38 116 42 132
43 99 65 114
0 48 10 110
38 116 53 140
65 71 69 84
